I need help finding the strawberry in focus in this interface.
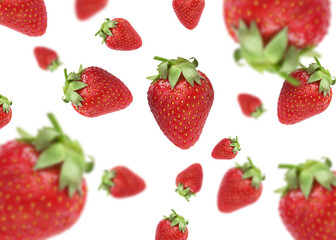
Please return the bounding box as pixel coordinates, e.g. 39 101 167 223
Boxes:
155 210 188 240
238 93 265 118
172 0 205 30
75 0 108 21
176 163 203 201
0 94 12 130
211 136 240 160
34 46 62 72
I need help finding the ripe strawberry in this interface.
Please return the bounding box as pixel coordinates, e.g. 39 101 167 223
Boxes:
211 136 241 160
277 158 336 240
0 94 12 130
0 113 94 240
63 65 133 117
95 18 142 51
34 46 62 71
176 163 203 201
172 0 205 30
75 0 108 21
277 57 335 125
147 56 214 150
238 93 265 118
217 157 265 213
155 210 188 240
99 166 146 198
0 0 47 36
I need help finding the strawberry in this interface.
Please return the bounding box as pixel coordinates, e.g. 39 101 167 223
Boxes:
99 166 146 198
172 0 205 30
175 163 203 201
147 56 214 150
0 94 12 130
0 0 47 36
95 18 142 51
63 65 133 117
277 57 335 125
34 46 62 72
75 0 108 21
211 136 240 160
217 157 264 213
238 93 265 118
0 113 94 240
277 158 336 240
155 209 188 240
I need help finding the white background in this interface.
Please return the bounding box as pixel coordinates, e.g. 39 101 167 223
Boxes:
0 0 336 239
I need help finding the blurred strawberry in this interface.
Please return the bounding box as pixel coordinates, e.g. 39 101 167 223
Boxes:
176 163 203 201
155 210 188 240
75 0 108 20
212 137 240 160
173 0 205 30
0 94 12 130
34 46 62 71
238 93 265 118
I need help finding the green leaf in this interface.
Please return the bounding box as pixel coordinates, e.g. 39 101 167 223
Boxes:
307 71 322 83
307 63 320 74
234 49 244 66
35 127 60 151
34 143 66 170
314 170 334 191
190 57 198 68
146 75 160 82
67 72 81 81
67 90 84 107
70 81 87 91
264 28 288 64
279 46 300 74
299 171 314 198
168 64 182 89
17 127 35 142
158 61 169 79
181 64 200 86
285 168 298 189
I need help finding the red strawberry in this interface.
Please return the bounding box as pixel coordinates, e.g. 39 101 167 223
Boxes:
0 113 94 240
277 158 336 240
95 18 142 51
75 0 108 21
0 0 47 36
172 0 205 30
217 157 264 213
211 136 241 160
277 57 335 125
176 163 203 201
147 56 214 150
238 93 265 118
34 46 62 71
155 210 188 240
0 94 12 130
63 65 133 117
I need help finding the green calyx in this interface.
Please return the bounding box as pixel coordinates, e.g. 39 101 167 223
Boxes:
236 157 265 189
98 170 116 195
276 158 336 199
147 56 204 89
48 57 62 72
0 94 12 114
16 113 94 198
164 209 188 233
95 18 118 44
229 136 241 153
251 104 266 119
176 183 195 202
63 65 87 108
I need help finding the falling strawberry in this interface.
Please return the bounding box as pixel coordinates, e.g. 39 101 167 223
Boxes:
34 46 62 72
277 57 335 125
75 0 108 21
95 18 142 51
175 163 203 201
0 94 12 130
63 65 133 117
99 166 146 198
0 113 94 240
147 56 214 150
238 93 265 118
217 157 265 213
155 209 188 240
211 136 241 160
277 158 336 240
172 0 205 30
0 0 47 36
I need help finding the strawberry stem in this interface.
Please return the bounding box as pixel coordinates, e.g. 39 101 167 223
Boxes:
154 56 169 62
47 113 63 134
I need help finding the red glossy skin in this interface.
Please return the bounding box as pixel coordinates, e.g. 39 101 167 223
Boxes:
212 138 238 160
0 141 87 240
147 71 214 149
0 0 47 37
238 93 262 117
172 0 205 30
0 108 11 129
155 219 188 240
176 163 203 194
34 47 58 70
277 69 332 125
224 0 330 48
75 0 108 20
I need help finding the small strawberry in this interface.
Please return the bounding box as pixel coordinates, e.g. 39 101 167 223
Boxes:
147 56 214 150
34 46 62 71
95 18 142 51
172 0 205 30
0 0 47 36
211 136 241 160
155 210 188 240
63 65 133 117
0 94 12 130
75 0 108 21
238 93 265 118
175 163 203 201
277 57 335 125
99 166 146 198
217 157 265 213
277 158 336 240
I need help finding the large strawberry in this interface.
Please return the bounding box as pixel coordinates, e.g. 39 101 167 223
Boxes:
277 158 336 240
0 94 12 130
0 113 93 240
277 57 335 125
238 93 266 119
63 65 133 117
75 0 108 21
0 0 47 36
147 56 214 150
34 46 62 72
211 136 241 160
172 0 205 30
155 210 188 240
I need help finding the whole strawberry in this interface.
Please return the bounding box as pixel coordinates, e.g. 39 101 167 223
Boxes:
0 94 12 130
0 113 93 240
173 0 205 30
63 65 133 117
95 18 142 51
211 136 240 160
278 57 335 125
217 157 264 213
99 166 146 198
147 56 214 150
176 163 203 201
277 158 336 240
155 210 188 240
0 0 47 36
75 0 108 21
238 93 265 118
34 46 62 71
